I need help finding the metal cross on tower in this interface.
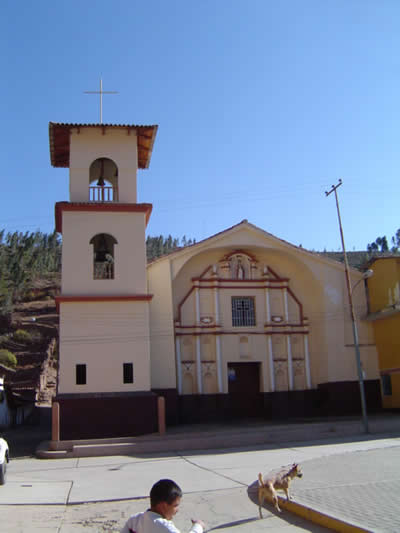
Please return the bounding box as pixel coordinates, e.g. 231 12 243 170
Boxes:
84 79 118 123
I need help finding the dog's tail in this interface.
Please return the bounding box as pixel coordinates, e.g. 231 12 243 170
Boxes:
258 472 265 488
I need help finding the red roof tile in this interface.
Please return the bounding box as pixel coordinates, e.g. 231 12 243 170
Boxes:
49 122 158 169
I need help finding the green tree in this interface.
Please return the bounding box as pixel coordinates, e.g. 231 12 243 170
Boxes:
367 236 389 253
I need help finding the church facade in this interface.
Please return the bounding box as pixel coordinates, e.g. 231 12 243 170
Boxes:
50 121 381 440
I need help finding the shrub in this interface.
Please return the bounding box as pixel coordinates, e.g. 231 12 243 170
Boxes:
0 349 17 368
13 329 33 344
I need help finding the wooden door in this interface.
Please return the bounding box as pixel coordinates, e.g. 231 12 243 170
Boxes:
228 362 261 418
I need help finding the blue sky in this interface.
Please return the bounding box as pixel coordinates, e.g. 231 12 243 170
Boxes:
1 0 399 251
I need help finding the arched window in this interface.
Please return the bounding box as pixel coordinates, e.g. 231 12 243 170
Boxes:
89 158 119 202
90 233 118 279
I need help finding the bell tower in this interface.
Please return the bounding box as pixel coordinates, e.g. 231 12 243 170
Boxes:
50 122 159 439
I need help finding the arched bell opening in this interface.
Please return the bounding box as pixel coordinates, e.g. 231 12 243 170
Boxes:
89 158 119 202
90 233 118 279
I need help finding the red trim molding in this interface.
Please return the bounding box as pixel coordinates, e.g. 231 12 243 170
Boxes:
55 202 153 233
175 330 309 336
380 367 400 375
56 294 153 312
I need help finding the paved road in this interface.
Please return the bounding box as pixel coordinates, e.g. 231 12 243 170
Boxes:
1 433 400 532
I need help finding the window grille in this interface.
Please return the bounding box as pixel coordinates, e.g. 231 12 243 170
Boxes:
76 364 87 385
232 297 256 327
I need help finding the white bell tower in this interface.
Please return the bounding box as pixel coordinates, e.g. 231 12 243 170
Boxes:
50 122 158 439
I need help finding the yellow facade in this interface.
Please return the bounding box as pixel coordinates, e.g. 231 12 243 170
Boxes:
367 257 400 408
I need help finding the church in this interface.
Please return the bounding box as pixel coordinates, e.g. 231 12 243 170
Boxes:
50 121 381 440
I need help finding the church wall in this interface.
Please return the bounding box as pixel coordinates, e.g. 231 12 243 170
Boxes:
61 211 147 295
147 259 176 389
169 236 380 415
218 288 266 332
69 128 138 203
219 334 270 392
58 301 151 394
172 248 228 315
180 294 196 326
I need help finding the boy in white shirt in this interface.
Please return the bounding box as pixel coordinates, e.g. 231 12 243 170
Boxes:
120 478 205 533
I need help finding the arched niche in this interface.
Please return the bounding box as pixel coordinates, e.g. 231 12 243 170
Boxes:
90 233 118 279
89 157 119 202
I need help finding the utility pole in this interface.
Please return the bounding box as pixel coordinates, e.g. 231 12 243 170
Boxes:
325 179 369 433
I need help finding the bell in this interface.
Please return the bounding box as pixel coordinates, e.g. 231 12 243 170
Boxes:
97 158 106 187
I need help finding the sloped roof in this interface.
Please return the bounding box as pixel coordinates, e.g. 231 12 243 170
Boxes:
49 122 158 169
147 219 363 273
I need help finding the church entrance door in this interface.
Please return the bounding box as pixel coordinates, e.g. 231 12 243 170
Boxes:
228 362 262 418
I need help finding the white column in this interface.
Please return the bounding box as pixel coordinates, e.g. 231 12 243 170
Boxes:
304 335 312 389
195 287 200 324
175 337 182 394
287 336 293 390
214 287 220 324
265 288 271 322
284 288 289 321
196 335 203 394
268 336 275 392
216 335 223 392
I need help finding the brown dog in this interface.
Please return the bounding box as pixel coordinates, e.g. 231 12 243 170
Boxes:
258 463 303 516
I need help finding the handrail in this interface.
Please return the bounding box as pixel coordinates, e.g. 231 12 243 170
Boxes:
89 186 118 202
94 262 114 280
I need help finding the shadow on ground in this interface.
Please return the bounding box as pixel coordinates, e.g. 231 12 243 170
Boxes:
2 405 51 458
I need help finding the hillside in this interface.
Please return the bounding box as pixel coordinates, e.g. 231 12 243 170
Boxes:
1 283 59 409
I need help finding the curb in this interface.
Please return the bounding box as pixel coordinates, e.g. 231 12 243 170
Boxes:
247 479 370 533
278 496 369 533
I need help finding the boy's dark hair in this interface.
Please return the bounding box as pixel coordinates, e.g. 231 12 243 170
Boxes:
150 479 183 506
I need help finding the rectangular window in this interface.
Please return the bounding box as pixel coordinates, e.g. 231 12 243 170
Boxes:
76 364 87 385
232 297 256 327
381 374 392 396
123 363 134 384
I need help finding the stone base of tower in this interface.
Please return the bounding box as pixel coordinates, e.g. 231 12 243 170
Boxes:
56 392 158 440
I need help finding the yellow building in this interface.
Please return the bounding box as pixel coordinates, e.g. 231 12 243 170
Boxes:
367 257 400 408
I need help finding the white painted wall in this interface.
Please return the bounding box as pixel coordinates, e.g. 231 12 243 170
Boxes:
69 128 138 203
58 301 151 394
147 259 176 388
61 211 147 295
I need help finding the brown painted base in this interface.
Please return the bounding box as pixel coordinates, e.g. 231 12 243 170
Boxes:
151 389 179 425
55 392 158 440
55 380 382 439
177 380 382 424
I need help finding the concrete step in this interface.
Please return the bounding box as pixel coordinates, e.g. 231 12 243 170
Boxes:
36 415 400 459
36 445 70 459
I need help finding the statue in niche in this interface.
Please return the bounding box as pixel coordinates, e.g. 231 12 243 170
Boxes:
237 258 245 279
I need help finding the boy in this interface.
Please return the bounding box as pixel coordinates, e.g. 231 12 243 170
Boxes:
120 478 205 533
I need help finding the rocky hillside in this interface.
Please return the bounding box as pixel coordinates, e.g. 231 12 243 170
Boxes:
2 284 59 407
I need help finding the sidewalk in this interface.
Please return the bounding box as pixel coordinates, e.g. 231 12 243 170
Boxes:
1 414 400 532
